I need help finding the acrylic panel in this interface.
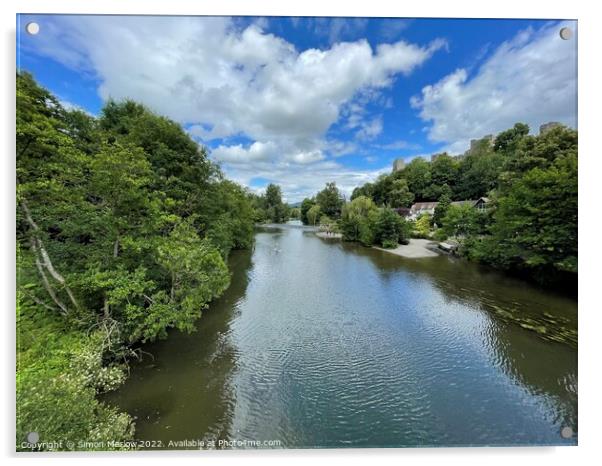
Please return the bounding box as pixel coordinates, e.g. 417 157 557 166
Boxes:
16 14 578 451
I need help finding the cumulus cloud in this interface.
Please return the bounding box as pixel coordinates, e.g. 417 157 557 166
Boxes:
31 16 443 141
354 116 383 141
25 15 445 200
211 141 278 164
411 21 577 153
226 159 390 203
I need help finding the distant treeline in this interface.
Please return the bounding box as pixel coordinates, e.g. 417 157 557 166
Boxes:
16 72 258 449
300 122 578 288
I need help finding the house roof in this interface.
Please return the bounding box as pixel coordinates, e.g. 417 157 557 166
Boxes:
410 198 486 212
410 202 438 211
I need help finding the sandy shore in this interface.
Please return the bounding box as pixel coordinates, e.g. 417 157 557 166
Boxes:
315 231 342 239
374 239 439 258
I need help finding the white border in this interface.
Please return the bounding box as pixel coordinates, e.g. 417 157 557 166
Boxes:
2 1 600 465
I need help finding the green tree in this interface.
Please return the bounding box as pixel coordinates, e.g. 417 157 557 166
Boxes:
316 182 344 218
306 204 321 226
502 125 577 183
16 72 258 448
403 158 432 201
493 122 529 155
370 174 394 206
433 191 452 227
473 154 577 282
388 178 414 207
413 214 432 239
262 183 288 223
430 153 458 191
374 208 405 248
339 196 378 242
300 197 315 224
351 182 374 201
265 183 283 208
440 204 485 238
455 151 504 200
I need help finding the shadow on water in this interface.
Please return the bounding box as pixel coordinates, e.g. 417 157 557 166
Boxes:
103 249 254 446
340 241 577 346
333 239 578 434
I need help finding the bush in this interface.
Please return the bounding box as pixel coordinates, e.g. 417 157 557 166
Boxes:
16 301 134 451
340 196 377 242
358 218 375 246
381 239 398 249
374 208 403 248
433 228 448 241
412 214 432 238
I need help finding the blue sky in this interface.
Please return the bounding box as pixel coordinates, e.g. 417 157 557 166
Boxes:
17 15 577 202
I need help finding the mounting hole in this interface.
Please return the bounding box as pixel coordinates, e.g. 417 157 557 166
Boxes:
559 27 572 40
560 426 573 438
26 22 40 35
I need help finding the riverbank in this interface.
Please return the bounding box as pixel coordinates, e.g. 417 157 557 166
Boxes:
373 238 440 258
315 231 342 239
313 230 440 258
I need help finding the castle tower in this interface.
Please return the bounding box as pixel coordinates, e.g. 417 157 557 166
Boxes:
539 122 561 135
392 158 405 172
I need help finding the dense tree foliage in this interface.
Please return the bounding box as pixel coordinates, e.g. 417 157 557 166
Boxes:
300 197 316 224
300 182 344 224
306 204 321 226
339 196 409 248
335 122 577 286
433 191 452 227
251 183 290 223
315 182 344 218
339 196 378 245
468 151 577 283
373 208 410 248
16 72 257 450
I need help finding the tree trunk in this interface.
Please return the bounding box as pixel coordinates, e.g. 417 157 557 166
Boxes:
21 199 81 312
31 239 68 315
104 297 111 320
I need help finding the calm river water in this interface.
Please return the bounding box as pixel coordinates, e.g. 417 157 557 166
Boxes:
106 221 577 448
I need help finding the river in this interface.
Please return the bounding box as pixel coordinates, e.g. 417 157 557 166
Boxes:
105 221 577 448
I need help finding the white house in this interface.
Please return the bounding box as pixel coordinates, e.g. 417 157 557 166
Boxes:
406 197 490 221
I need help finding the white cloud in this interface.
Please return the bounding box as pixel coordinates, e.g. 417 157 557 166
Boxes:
291 150 325 165
317 17 369 45
378 19 412 41
26 15 445 199
325 139 359 158
31 16 443 141
355 116 383 141
411 21 577 153
211 141 278 164
226 159 390 203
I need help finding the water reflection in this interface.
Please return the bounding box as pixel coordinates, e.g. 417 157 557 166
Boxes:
337 239 578 439
104 249 254 445
107 223 577 448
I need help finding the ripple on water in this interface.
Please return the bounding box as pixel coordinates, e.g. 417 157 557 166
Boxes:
108 225 577 448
